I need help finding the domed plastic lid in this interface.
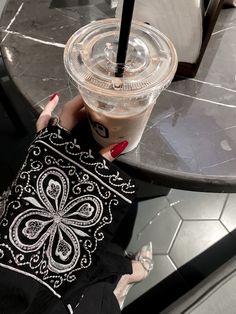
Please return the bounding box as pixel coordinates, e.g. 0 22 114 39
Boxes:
64 18 177 97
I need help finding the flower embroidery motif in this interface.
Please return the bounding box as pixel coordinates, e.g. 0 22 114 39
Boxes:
9 168 103 273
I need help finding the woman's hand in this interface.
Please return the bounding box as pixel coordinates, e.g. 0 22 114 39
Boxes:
36 93 128 161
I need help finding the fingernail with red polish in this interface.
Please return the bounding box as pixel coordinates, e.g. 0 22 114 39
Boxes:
50 93 59 101
110 140 128 158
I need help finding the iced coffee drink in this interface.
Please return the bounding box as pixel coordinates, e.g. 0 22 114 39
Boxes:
64 19 177 152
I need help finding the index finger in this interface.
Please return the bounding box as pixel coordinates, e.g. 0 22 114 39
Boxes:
36 93 59 132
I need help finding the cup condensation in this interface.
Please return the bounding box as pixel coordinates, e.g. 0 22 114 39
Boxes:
64 18 177 152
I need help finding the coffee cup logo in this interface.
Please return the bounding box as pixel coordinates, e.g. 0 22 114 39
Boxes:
91 120 109 138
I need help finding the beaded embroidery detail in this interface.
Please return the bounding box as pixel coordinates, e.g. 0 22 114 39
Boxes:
0 126 135 297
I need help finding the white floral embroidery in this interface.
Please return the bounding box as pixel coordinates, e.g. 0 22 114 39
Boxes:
0 126 135 294
36 127 136 198
0 188 11 221
9 167 103 273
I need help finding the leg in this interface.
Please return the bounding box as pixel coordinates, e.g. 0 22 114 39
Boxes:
112 199 138 250
113 242 153 310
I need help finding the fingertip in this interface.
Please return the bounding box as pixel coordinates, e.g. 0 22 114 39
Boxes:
50 92 59 102
36 92 60 132
99 140 128 161
44 93 59 113
99 144 115 162
110 140 128 158
49 93 60 108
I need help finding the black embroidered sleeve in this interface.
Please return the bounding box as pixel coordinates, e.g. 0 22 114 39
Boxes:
0 124 136 298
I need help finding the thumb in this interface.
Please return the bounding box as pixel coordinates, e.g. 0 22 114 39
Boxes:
99 140 128 162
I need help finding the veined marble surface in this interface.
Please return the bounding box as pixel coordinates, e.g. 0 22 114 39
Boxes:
1 0 236 191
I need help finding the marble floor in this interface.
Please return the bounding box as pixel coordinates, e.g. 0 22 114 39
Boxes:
1 68 236 314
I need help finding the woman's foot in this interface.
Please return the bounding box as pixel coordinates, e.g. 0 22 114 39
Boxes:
113 242 153 309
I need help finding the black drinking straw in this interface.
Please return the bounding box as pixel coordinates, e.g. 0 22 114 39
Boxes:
115 0 135 77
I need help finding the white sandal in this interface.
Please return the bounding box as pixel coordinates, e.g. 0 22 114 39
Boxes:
114 242 154 310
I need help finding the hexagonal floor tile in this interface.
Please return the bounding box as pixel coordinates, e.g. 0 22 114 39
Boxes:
169 221 228 268
168 189 227 220
221 194 236 232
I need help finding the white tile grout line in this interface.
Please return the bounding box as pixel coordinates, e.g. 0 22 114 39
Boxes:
212 26 236 35
1 3 236 105
1 29 66 48
1 2 24 43
187 78 236 94
166 89 236 108
1 2 65 48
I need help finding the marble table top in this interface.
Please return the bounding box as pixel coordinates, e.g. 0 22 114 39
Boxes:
1 0 236 192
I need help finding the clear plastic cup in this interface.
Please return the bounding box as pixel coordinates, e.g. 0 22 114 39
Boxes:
64 18 177 152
